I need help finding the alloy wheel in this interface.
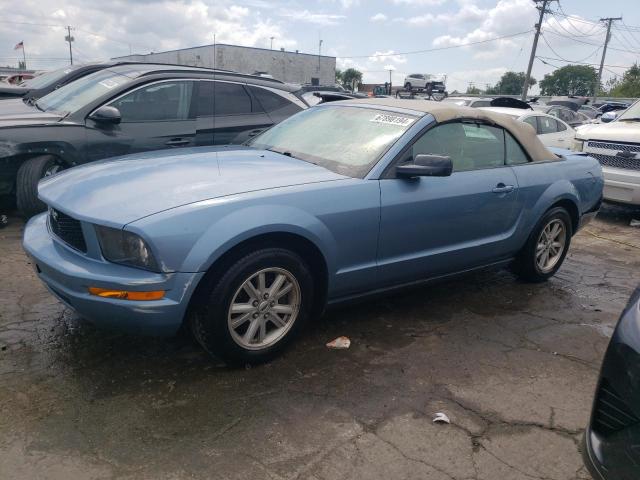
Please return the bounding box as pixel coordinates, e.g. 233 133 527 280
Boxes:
535 219 567 273
227 267 301 350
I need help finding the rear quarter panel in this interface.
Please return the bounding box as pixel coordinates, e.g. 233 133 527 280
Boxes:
510 153 602 248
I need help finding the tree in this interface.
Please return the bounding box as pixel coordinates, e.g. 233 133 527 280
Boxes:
342 68 363 92
466 85 481 94
608 63 640 98
335 68 344 86
539 65 598 96
485 71 534 95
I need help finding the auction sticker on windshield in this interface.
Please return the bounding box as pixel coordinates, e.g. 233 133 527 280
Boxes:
370 114 415 127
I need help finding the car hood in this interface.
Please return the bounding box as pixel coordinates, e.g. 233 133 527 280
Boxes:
575 121 640 142
0 98 63 127
39 146 348 227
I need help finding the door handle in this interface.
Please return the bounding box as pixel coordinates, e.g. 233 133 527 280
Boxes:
165 138 190 147
492 184 515 194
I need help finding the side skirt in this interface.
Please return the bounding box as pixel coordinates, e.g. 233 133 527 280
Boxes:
326 258 514 308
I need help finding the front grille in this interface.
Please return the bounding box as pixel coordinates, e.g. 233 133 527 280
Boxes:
49 208 87 253
588 153 640 171
586 141 640 171
592 380 640 436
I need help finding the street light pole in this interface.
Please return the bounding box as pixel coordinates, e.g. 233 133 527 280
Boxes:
521 0 556 101
270 37 274 50
593 17 622 103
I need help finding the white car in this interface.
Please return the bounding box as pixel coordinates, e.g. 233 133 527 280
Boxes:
403 74 446 93
441 96 493 108
479 107 575 149
575 100 640 206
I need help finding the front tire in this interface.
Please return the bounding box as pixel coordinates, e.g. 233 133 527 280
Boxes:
404 82 412 91
190 248 314 364
513 207 572 282
16 155 63 217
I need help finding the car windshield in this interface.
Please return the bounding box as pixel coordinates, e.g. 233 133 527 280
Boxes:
249 105 416 178
19 65 79 88
35 69 133 115
616 100 639 121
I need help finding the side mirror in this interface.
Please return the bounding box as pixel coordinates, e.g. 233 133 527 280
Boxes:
600 111 618 123
88 105 121 125
396 154 453 178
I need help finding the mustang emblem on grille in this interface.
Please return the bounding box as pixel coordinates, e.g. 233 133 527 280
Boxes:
616 150 637 159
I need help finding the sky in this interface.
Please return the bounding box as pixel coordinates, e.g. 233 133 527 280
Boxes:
1 0 639 94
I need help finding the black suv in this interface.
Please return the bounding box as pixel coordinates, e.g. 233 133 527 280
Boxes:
0 61 137 101
0 63 306 216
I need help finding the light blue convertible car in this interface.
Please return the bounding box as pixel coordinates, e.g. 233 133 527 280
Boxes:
23 99 603 363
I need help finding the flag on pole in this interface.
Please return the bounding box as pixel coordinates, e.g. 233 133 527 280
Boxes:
14 41 24 50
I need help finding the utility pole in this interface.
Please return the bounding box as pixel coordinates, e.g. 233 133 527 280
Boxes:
270 36 275 50
318 39 323 72
593 17 622 103
65 26 74 65
521 0 556 101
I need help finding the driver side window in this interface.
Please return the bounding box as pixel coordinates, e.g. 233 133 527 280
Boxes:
110 81 194 123
411 122 505 172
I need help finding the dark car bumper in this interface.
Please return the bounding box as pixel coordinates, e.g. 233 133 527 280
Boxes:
582 287 640 480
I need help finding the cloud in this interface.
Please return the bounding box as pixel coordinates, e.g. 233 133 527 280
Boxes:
368 50 408 64
279 9 346 26
0 0 298 69
430 0 536 58
370 13 388 22
391 0 446 5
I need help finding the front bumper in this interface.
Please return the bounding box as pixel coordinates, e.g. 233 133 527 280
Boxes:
602 166 640 205
582 288 640 480
23 213 204 336
582 428 607 480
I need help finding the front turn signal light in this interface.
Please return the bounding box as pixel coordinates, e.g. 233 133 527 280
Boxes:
88 287 165 301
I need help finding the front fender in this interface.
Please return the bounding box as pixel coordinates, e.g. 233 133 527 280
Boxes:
184 204 337 274
126 198 338 277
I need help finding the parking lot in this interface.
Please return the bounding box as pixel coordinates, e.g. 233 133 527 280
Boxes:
0 205 636 480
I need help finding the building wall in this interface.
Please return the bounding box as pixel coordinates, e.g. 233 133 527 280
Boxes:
114 44 336 85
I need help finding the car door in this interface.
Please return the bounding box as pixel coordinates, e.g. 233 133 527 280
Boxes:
377 120 520 287
535 115 569 148
85 80 197 160
212 81 273 145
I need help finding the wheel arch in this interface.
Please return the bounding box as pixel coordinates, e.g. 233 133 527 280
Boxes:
548 198 579 234
186 231 329 321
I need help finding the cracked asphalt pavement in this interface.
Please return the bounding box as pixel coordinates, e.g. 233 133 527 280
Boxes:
1 205 639 480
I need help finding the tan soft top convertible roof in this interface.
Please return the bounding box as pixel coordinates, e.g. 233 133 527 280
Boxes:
334 98 560 163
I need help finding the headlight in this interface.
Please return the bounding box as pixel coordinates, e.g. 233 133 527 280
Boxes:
571 138 584 152
95 225 159 271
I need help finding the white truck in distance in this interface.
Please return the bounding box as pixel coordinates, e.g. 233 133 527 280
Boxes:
574 100 640 206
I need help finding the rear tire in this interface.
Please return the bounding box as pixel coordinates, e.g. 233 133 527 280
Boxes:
16 155 63 218
513 207 572 283
190 248 314 365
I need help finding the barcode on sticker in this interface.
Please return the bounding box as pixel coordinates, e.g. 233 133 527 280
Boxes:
370 114 414 127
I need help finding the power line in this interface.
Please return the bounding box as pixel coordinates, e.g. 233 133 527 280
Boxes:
536 55 632 69
544 29 640 55
540 33 601 63
549 11 604 38
336 30 533 59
